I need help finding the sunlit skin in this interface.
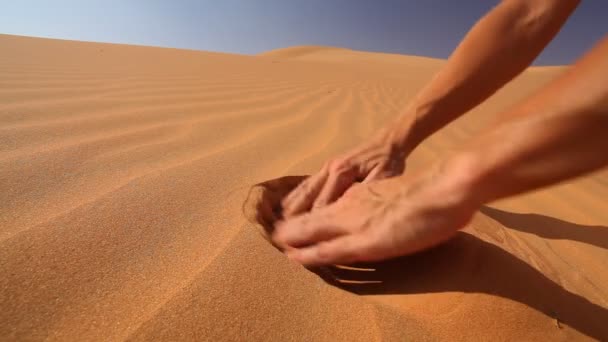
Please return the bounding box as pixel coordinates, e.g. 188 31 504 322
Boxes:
273 0 608 266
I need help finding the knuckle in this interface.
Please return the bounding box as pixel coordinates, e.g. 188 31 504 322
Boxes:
284 185 305 203
299 221 314 237
329 166 357 186
312 201 325 209
328 158 350 174
316 242 336 262
298 178 313 194
292 215 312 233
281 194 294 208
283 190 309 210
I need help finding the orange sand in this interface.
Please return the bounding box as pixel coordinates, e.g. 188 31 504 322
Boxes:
1 34 607 341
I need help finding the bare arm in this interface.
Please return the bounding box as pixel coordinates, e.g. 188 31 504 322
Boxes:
390 0 580 154
275 36 608 266
450 35 608 205
281 0 579 217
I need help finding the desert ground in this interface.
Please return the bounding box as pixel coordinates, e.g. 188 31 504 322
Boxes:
1 34 607 340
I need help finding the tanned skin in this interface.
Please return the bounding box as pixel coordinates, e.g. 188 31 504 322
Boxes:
273 1 608 266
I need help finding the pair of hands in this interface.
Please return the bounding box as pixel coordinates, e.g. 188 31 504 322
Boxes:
272 133 478 266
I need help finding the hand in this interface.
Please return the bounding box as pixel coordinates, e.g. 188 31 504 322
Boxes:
273 168 478 266
281 130 408 217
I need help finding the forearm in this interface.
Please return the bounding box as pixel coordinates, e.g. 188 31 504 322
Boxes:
446 36 608 206
388 0 579 154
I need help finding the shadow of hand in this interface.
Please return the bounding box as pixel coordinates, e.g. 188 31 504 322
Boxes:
480 206 608 250
244 176 608 340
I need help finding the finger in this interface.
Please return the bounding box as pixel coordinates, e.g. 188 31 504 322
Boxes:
312 169 355 209
363 164 386 183
272 211 344 248
281 169 329 218
285 234 373 266
364 158 406 183
363 161 396 183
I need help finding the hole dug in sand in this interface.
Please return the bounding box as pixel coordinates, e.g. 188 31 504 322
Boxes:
243 176 608 339
242 175 383 286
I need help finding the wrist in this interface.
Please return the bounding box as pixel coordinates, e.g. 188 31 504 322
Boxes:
384 101 437 157
378 116 417 159
437 152 495 208
367 125 411 163
422 154 488 211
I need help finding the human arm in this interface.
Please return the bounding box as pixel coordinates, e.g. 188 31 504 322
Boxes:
274 35 608 266
450 35 608 205
389 0 580 153
281 0 579 216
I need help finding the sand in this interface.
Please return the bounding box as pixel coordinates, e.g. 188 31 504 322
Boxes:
1 34 607 341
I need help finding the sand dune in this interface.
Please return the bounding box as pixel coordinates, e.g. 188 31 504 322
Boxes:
1 34 607 341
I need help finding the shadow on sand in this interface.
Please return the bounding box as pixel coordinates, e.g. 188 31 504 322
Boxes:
480 206 608 250
244 176 608 340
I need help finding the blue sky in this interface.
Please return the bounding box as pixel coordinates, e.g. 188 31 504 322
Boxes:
1 1 606 65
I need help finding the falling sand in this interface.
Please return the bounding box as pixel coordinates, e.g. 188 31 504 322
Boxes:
1 34 607 340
